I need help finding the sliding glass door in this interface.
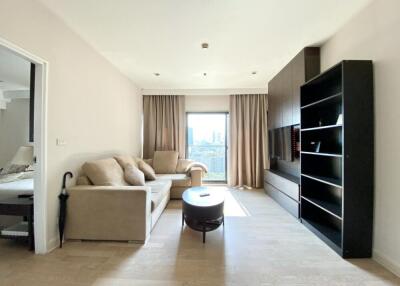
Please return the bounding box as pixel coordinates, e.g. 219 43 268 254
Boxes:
186 113 228 182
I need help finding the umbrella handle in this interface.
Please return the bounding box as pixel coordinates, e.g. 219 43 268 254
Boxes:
62 172 73 190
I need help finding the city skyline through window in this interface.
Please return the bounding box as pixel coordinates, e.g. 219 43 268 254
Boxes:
187 113 227 182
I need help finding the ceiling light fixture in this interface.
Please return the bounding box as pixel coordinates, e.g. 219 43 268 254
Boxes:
252 71 257 75
203 73 207 76
201 43 209 49
154 73 160 76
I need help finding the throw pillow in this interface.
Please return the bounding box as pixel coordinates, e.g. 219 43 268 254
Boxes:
138 160 156 181
82 158 128 186
0 164 28 175
153 151 179 174
124 164 145 186
76 176 93 186
114 155 138 169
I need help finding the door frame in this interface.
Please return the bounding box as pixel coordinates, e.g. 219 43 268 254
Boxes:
186 112 228 183
0 37 49 254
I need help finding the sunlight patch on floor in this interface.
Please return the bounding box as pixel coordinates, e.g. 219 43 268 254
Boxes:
224 191 249 217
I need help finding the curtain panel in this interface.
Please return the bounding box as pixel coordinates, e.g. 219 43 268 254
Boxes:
229 94 269 188
143 95 186 159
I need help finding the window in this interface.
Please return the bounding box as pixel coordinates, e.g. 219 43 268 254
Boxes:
186 113 228 182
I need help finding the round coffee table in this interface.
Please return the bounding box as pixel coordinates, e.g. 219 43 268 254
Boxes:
182 186 226 243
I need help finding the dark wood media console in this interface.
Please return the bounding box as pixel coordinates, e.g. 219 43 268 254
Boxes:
266 47 320 217
264 170 300 218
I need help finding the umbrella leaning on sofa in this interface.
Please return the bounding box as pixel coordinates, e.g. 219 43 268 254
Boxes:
58 171 73 248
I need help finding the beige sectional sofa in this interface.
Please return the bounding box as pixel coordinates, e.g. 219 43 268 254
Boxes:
65 152 203 243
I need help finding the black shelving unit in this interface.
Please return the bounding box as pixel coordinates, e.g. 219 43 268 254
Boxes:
300 60 374 258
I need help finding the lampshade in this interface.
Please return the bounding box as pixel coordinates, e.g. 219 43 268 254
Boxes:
11 146 34 165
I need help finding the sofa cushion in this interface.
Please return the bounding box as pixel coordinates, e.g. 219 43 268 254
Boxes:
76 176 92 186
82 158 128 186
156 174 191 187
143 158 153 166
138 160 156 181
114 155 138 169
124 164 145 186
145 179 172 211
153 151 179 174
176 159 194 174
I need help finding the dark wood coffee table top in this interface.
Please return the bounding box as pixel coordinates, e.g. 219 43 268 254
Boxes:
182 186 226 207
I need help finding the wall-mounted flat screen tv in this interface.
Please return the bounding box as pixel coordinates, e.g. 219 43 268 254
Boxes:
268 125 300 162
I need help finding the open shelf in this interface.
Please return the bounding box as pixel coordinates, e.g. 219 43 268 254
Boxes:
301 154 342 187
301 174 342 188
301 175 342 217
301 217 342 254
301 124 342 132
301 199 342 251
302 196 342 219
301 151 342 157
301 63 342 106
301 93 342 109
301 127 342 154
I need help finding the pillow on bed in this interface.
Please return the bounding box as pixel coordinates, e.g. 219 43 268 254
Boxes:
0 164 28 175
0 171 34 184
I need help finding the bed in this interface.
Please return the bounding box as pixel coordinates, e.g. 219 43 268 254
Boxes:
0 173 34 229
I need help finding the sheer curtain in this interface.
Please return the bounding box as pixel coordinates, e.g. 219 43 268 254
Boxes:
143 95 186 159
229 94 269 188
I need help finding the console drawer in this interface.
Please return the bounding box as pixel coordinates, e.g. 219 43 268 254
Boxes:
264 182 299 218
264 170 300 201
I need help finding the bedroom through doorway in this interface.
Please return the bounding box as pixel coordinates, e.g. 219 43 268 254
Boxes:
0 39 47 254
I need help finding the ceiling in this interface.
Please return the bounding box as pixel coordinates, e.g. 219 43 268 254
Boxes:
39 0 372 89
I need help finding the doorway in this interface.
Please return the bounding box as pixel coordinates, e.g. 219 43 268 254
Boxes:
0 37 48 254
186 112 228 183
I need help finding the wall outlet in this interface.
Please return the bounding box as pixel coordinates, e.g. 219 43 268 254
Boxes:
56 138 67 146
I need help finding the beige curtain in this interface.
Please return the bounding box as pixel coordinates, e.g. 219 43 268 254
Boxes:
143 95 186 159
229 94 269 188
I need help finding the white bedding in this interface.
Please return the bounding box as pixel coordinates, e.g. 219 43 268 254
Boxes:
0 178 34 192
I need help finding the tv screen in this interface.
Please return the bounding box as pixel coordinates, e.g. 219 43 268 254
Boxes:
269 125 299 162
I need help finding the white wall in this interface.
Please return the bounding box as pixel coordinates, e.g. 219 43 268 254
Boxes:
321 0 400 276
0 0 142 251
186 95 229 112
0 99 30 167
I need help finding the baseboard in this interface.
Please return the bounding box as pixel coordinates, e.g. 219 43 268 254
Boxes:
46 236 59 253
373 250 400 277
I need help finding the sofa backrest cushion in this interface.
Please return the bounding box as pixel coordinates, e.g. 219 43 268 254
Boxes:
138 160 156 181
176 159 194 173
124 164 145 186
143 158 153 166
82 158 128 186
153 151 179 174
76 175 93 185
114 155 138 169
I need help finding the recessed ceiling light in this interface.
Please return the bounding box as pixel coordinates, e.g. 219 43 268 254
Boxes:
252 71 257 75
201 43 209 49
154 73 160 76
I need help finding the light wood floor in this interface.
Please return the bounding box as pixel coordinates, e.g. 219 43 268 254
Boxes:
1 188 399 286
